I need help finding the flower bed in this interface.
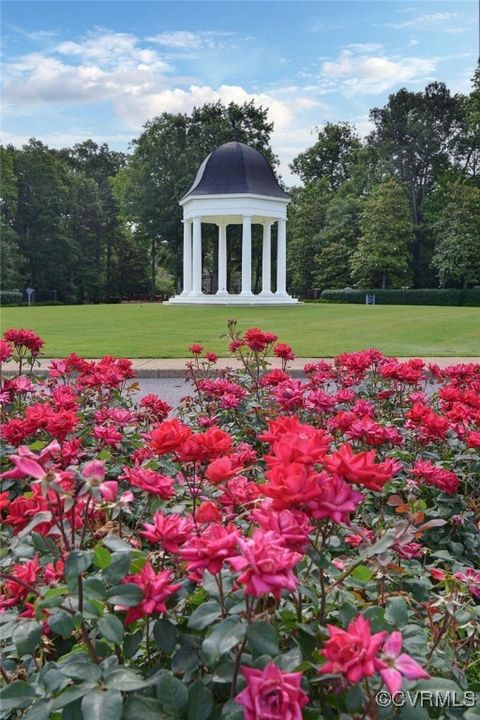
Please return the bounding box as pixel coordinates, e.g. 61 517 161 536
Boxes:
0 322 479 719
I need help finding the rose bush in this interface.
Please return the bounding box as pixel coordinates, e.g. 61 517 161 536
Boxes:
0 321 479 719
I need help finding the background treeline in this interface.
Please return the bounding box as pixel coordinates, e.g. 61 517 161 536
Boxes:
1 69 479 303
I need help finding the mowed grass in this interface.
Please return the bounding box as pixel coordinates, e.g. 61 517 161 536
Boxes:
1 304 479 358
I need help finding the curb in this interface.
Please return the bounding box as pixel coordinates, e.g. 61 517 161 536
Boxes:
2 367 309 380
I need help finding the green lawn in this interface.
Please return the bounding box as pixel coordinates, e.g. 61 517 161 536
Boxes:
1 304 479 358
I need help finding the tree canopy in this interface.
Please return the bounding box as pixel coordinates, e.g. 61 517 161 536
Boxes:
1 69 479 303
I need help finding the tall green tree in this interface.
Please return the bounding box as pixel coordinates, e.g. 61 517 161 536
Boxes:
432 183 480 288
13 140 76 300
368 82 461 285
118 101 276 293
188 101 277 168
290 122 361 190
0 146 25 289
351 177 414 289
69 174 106 303
287 179 332 296
313 190 363 290
454 64 480 179
61 141 127 299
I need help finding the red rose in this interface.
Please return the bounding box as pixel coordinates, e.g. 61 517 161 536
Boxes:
319 615 386 683
150 419 192 455
323 444 399 492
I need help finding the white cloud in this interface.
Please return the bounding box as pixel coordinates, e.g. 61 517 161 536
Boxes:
2 28 171 106
344 43 384 53
113 82 322 133
1 27 323 181
3 51 170 105
321 46 436 95
388 12 464 33
0 130 134 149
147 30 233 51
56 28 165 65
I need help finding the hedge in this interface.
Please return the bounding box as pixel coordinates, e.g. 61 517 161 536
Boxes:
0 291 23 305
320 288 480 307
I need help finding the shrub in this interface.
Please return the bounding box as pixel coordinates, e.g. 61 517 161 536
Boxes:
320 288 480 306
0 323 479 718
0 291 23 306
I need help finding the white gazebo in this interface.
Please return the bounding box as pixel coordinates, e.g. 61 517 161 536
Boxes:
168 142 298 304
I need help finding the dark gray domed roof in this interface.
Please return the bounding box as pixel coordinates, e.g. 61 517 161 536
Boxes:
182 142 289 200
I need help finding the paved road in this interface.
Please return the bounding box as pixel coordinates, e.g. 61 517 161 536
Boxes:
133 376 193 407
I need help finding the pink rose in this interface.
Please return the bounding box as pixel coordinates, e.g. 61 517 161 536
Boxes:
236 661 308 720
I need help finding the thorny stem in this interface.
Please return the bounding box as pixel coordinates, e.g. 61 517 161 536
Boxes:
79 495 92 549
318 568 327 626
363 678 378 720
0 574 75 617
231 637 247 698
216 572 226 618
0 663 11 684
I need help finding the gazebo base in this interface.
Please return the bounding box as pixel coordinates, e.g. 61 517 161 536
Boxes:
166 294 300 306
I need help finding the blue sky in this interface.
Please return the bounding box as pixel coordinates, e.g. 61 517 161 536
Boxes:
1 0 478 184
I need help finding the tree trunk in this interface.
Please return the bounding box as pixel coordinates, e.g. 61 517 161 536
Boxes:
381 271 387 289
150 236 156 301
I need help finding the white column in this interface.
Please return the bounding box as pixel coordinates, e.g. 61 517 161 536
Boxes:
260 221 273 295
191 218 203 296
217 223 228 295
241 216 252 296
181 220 192 295
276 217 287 296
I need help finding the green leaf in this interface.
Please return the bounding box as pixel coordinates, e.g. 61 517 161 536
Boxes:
31 532 52 555
246 622 279 658
122 696 166 718
187 601 222 631
187 679 213 720
38 661 67 694
23 699 54 720
153 618 177 652
172 646 200 674
346 686 363 713
48 610 74 638
81 690 123 720
275 646 303 671
104 668 148 691
65 550 94 579
363 530 396 559
93 544 112 569
156 671 189 718
464 707 480 720
103 552 131 584
416 677 464 695
0 681 35 713
202 618 246 665
107 583 143 607
398 703 430 720
123 629 143 658
84 577 107 600
363 606 385 632
12 620 42 656
59 653 102 682
51 683 96 710
98 614 125 645
102 535 133 552
220 699 244 720
18 512 52 539
385 597 408 628
351 565 373 583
